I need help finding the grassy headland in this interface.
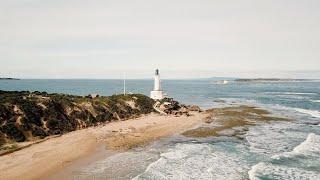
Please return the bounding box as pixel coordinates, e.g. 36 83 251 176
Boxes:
0 90 154 150
0 90 205 180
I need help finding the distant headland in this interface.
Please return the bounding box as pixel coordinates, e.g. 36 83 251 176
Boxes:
0 78 20 80
234 78 316 82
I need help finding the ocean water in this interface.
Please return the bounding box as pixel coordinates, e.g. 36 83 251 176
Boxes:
1 79 320 179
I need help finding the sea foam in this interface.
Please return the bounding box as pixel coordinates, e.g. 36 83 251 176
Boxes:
249 133 320 180
268 103 320 119
293 133 320 156
248 162 320 180
245 122 306 155
293 108 320 118
133 143 248 180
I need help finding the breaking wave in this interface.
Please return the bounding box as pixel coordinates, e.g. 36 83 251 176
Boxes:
248 133 320 180
245 122 304 155
293 108 320 118
248 162 320 180
310 100 320 103
266 103 320 119
133 143 248 180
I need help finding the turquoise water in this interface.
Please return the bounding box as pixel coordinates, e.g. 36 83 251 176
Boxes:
1 79 320 179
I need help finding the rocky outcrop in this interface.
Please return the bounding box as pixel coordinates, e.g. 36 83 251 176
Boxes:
157 98 202 116
0 91 154 146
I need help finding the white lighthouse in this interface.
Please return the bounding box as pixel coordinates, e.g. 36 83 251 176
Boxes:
150 69 165 100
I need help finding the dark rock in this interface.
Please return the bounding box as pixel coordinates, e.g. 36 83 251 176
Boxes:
188 105 201 112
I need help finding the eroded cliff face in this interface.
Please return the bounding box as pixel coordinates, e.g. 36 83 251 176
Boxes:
0 91 154 146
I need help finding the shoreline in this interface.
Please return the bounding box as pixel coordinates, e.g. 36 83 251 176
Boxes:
47 105 291 179
0 112 208 180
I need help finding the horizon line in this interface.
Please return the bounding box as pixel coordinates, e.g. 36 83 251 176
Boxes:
2 77 320 80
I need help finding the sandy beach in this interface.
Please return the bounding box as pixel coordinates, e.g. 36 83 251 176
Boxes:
0 112 207 180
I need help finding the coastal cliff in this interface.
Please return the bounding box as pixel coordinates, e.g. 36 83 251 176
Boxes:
0 90 155 147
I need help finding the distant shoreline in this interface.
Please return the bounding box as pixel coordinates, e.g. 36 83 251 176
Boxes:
0 78 20 80
234 78 318 82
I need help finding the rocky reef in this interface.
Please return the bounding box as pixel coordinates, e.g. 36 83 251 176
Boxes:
182 105 291 139
0 90 155 147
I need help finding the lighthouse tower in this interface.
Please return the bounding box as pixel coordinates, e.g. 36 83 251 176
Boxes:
150 69 165 100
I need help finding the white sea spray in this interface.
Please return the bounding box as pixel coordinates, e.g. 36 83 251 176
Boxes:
249 133 320 180
134 143 249 180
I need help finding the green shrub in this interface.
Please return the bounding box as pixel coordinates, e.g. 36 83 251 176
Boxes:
96 110 113 122
0 90 156 144
0 132 6 146
31 126 48 138
20 117 31 131
133 94 155 114
18 100 43 126
0 104 13 123
0 122 25 142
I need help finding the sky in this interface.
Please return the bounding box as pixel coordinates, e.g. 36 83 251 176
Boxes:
1 0 320 79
